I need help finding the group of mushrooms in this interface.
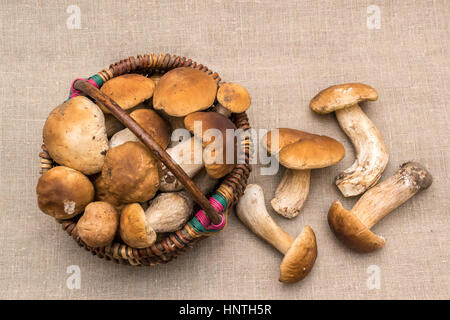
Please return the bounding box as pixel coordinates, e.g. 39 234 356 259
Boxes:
36 69 432 286
236 83 432 283
37 67 251 249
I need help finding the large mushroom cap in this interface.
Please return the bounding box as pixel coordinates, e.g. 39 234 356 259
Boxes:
76 201 119 248
102 141 160 204
153 67 218 117
217 83 251 113
327 200 386 253
263 128 345 170
184 112 237 178
99 74 155 113
36 166 94 220
279 226 317 283
120 203 156 248
310 83 378 114
43 96 109 175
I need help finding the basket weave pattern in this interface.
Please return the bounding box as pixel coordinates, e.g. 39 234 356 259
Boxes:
39 54 251 266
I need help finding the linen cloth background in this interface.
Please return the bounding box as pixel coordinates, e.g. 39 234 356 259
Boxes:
0 0 449 299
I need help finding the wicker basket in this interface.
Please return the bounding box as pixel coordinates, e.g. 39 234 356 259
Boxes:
39 53 251 266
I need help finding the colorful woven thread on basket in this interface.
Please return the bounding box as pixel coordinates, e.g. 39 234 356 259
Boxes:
187 193 228 236
68 74 104 100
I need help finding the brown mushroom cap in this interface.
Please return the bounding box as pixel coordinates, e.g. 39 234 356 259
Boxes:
263 128 345 170
120 203 156 248
217 83 251 113
279 226 317 283
99 74 155 113
77 201 119 248
36 166 94 220
310 83 378 114
43 96 109 175
327 200 386 253
129 109 171 149
93 175 125 210
153 67 218 117
102 141 160 204
184 112 237 178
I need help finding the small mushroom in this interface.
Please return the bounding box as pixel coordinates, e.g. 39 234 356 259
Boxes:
43 96 109 175
109 109 171 149
215 83 251 117
145 191 194 233
184 111 237 178
262 128 345 218
36 166 94 219
236 184 317 283
159 137 204 192
99 74 155 113
120 203 156 248
328 162 432 253
153 67 218 117
101 141 160 204
310 83 389 197
76 201 119 247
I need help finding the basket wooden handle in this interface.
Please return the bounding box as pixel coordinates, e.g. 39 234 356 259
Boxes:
73 79 222 225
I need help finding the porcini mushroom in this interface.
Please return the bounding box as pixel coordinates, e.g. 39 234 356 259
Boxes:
43 96 109 175
101 141 160 204
145 191 194 233
120 203 156 248
262 128 345 218
153 67 218 117
236 184 317 283
184 111 237 179
310 83 389 197
77 201 119 247
99 74 155 113
109 109 171 149
36 166 94 219
215 83 251 117
328 162 432 253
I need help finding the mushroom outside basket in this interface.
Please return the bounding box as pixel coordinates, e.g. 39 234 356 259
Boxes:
39 53 252 266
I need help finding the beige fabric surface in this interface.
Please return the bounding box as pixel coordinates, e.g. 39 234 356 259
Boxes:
0 0 449 299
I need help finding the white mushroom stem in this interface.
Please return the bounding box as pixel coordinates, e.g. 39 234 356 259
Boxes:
335 104 389 197
237 184 294 254
351 162 432 229
159 137 204 191
271 169 311 219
